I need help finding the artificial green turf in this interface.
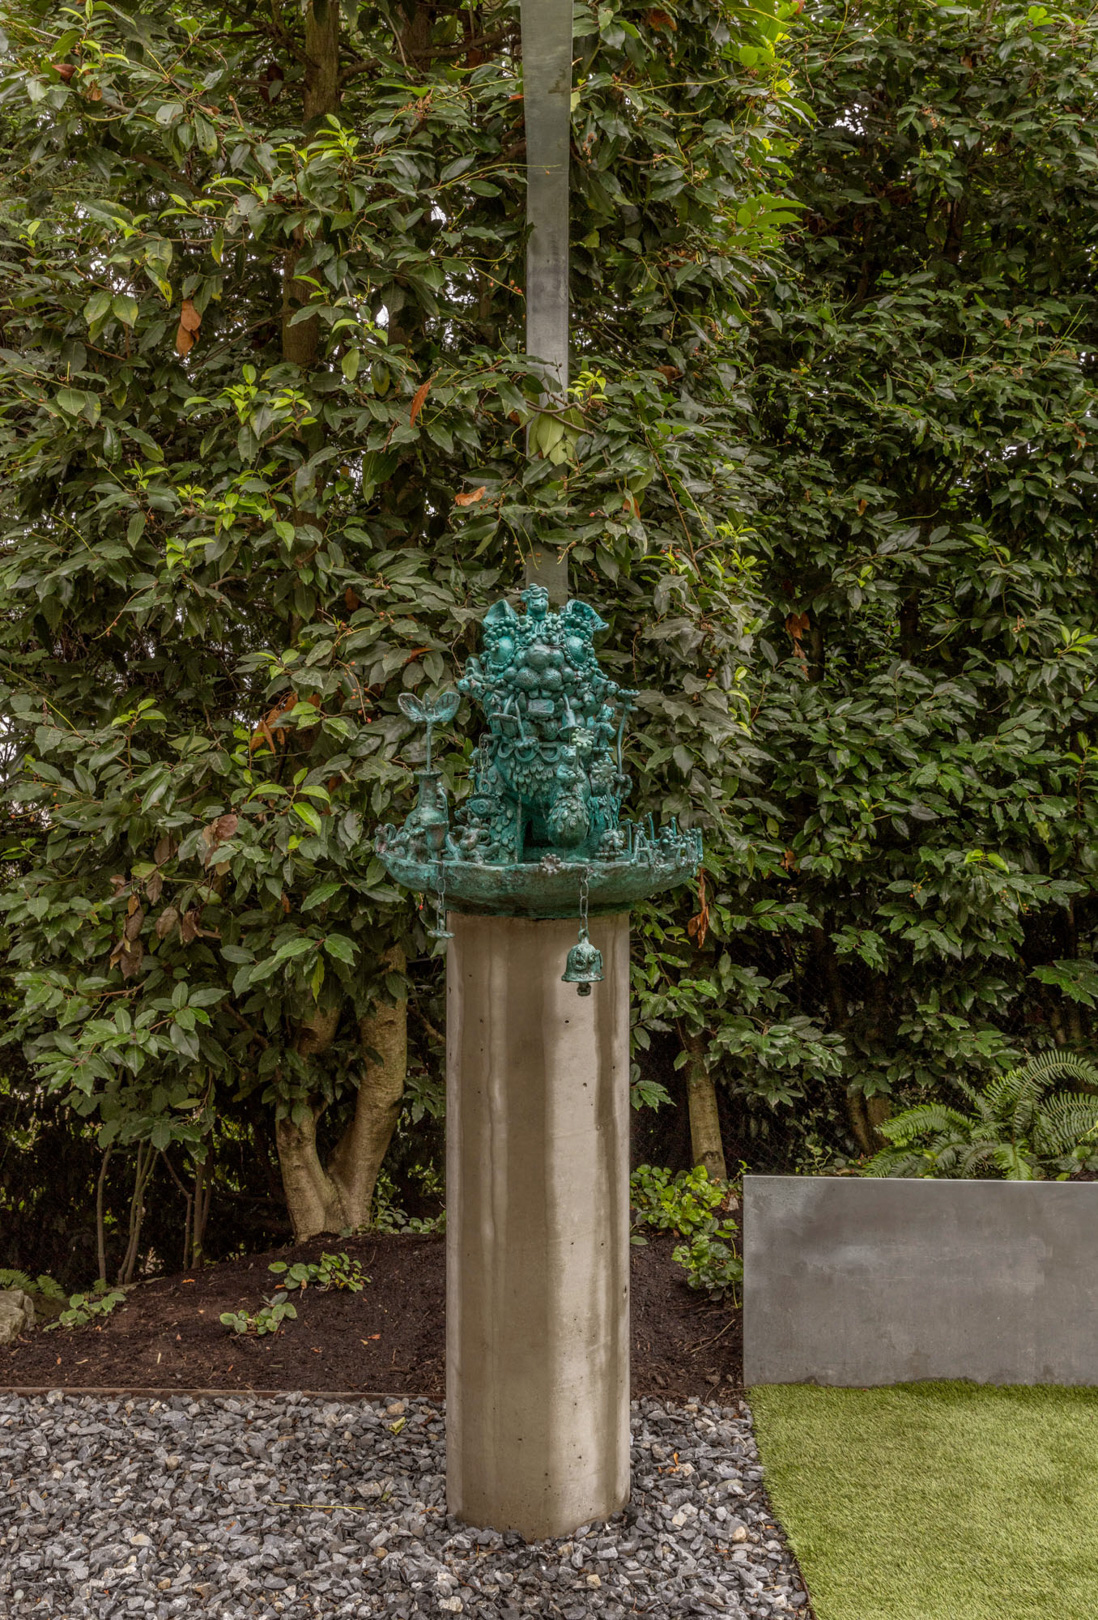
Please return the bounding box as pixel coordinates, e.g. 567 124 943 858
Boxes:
749 1382 1098 1620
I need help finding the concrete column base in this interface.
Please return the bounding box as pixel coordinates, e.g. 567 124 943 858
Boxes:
445 911 631 1541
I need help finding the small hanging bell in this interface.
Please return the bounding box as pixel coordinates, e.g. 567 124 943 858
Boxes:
561 926 604 996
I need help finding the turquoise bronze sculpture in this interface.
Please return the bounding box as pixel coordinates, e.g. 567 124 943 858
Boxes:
375 585 702 940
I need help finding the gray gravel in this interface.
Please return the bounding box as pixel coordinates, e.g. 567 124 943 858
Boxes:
0 1392 811 1617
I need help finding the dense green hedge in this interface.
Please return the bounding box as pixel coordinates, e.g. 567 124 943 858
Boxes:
699 0 1098 1160
3 0 1098 1277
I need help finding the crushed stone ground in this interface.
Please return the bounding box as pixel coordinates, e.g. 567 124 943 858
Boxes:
0 1392 811 1617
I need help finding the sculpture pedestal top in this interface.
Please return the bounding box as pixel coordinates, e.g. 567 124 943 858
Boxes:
375 585 702 922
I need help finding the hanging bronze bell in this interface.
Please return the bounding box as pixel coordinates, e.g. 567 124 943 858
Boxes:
561 927 604 996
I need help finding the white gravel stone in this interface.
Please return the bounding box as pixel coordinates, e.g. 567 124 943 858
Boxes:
0 1392 811 1617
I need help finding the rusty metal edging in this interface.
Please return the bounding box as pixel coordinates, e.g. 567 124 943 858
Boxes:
0 1385 435 1401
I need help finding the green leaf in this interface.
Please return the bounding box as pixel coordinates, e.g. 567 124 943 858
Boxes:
292 802 323 835
273 936 318 963
84 290 112 326
302 881 342 911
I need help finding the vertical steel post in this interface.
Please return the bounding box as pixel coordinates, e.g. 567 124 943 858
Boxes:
520 0 572 605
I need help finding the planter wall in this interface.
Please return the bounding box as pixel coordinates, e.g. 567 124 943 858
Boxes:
743 1174 1098 1386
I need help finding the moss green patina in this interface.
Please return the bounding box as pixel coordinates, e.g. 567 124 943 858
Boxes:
375 585 702 926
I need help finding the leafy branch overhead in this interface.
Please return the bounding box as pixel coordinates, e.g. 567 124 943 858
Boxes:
4 0 1098 1250
0 0 795 1239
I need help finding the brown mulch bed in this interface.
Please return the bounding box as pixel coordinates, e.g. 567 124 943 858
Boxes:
1 1232 741 1403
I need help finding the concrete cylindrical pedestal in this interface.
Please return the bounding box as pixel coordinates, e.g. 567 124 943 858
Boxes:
445 911 631 1541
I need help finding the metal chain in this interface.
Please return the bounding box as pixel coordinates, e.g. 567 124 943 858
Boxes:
579 866 590 933
430 860 453 941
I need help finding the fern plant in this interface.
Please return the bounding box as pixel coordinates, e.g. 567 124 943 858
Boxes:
0 1269 66 1300
866 1052 1098 1181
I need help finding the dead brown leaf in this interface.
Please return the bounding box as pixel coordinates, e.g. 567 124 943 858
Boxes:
111 936 144 979
454 485 487 507
785 611 810 675
409 376 433 427
155 906 180 941
250 691 296 754
200 812 239 867
686 872 709 951
176 298 201 357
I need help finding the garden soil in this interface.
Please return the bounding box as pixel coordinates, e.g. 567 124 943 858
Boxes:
1 1232 742 1401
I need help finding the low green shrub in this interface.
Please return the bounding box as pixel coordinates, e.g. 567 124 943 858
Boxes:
220 1294 297 1336
866 1052 1098 1181
630 1164 743 1302
268 1251 369 1292
371 1167 446 1235
44 1283 126 1331
4 1269 125 1331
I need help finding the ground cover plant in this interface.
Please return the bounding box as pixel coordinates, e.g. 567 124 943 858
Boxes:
219 1292 297 1337
268 1249 368 1291
630 1162 743 1299
751 1382 1098 1620
2 1230 744 1398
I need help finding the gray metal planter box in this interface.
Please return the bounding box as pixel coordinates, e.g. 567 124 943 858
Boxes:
743 1174 1098 1387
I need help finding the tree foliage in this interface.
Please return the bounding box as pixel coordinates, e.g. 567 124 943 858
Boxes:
6 0 1096 1268
0 0 797 1258
675 0 1098 1160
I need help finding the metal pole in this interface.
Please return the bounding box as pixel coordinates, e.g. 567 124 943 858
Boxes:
520 0 572 605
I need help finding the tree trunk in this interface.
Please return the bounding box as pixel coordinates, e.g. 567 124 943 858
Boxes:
845 1092 891 1156
682 1028 727 1181
282 2 342 367
118 1141 155 1286
192 1155 212 1267
329 947 408 1226
303 0 340 123
814 924 888 1155
276 962 408 1241
276 1108 350 1238
95 1147 112 1287
845 1090 874 1156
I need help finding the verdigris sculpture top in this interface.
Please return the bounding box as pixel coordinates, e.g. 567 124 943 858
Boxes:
375 584 702 919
